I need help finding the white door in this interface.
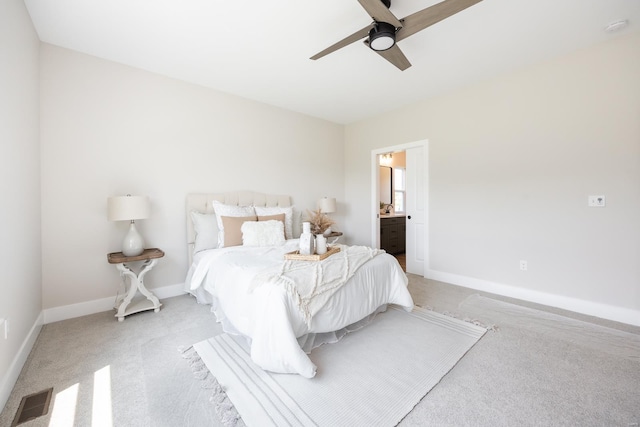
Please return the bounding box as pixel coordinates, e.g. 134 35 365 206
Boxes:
405 146 426 275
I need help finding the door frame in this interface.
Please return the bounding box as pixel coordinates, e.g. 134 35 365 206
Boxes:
371 139 429 276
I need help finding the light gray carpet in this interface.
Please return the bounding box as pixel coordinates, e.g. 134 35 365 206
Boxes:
0 296 223 427
1 277 639 426
193 307 486 426
400 291 640 426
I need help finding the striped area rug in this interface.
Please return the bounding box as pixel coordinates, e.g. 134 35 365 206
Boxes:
193 307 486 427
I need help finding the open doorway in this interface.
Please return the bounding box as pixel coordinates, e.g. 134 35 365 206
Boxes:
378 151 407 270
371 140 429 276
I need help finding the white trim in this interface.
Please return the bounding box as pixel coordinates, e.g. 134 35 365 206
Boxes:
42 282 186 324
0 312 43 411
153 282 188 300
427 269 640 327
371 151 381 249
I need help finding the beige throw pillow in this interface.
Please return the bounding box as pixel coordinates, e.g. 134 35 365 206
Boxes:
221 215 257 247
212 201 256 248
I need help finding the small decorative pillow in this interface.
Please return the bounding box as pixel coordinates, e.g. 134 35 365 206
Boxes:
241 220 286 247
258 213 286 239
254 206 293 240
191 211 218 253
212 201 256 248
221 215 258 247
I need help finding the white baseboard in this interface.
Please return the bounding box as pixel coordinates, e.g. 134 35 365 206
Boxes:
0 312 43 412
427 269 640 327
42 282 187 324
153 282 188 300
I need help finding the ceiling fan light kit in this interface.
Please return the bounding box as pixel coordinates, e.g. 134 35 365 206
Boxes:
311 0 484 71
369 22 397 51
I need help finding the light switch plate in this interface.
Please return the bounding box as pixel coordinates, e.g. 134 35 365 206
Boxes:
588 195 606 207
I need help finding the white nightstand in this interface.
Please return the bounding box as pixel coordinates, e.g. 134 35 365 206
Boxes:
107 248 164 322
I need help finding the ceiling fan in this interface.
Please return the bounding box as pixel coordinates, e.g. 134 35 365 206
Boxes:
310 0 484 71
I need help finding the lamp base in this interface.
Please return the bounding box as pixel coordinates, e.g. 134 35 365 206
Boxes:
122 221 145 257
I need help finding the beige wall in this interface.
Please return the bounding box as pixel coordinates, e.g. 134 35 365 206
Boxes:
39 44 345 309
345 32 640 319
0 0 42 407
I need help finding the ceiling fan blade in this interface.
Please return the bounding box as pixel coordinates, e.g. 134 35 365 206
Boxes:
396 0 483 42
310 24 374 60
357 0 403 28
365 42 412 70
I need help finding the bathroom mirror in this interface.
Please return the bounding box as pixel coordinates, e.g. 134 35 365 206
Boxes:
379 166 392 206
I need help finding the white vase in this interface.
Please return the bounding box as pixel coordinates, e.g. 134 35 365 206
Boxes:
315 234 327 255
299 222 315 255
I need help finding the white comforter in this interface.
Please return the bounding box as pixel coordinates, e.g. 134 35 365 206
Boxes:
187 240 414 378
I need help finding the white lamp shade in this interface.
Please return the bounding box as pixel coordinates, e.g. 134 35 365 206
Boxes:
108 195 150 221
319 197 337 214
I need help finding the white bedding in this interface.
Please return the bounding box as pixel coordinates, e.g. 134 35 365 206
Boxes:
186 240 414 378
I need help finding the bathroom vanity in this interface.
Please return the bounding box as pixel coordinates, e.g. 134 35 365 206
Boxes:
380 215 406 255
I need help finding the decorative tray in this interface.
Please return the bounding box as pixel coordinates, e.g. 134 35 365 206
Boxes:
284 246 340 261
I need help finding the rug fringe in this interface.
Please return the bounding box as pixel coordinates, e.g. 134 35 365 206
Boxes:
178 345 194 357
442 310 499 332
415 304 499 332
209 379 243 426
180 345 245 427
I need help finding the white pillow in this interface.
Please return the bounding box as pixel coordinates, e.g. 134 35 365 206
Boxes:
212 201 256 248
291 207 303 238
191 211 218 253
241 220 286 247
254 206 293 240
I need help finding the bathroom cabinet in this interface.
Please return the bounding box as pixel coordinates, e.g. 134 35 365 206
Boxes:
380 216 406 255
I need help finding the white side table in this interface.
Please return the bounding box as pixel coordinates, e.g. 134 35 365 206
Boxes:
107 248 164 322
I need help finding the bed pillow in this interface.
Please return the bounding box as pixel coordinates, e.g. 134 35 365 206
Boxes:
212 201 256 248
191 211 218 253
291 207 303 238
221 215 258 247
241 220 286 247
254 206 293 240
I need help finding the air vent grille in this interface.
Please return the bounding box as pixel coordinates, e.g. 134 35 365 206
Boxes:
12 388 53 426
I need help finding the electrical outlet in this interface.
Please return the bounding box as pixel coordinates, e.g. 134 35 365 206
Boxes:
588 195 606 207
520 260 527 271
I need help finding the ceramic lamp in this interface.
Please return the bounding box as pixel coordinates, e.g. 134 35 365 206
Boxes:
108 195 150 256
319 197 337 235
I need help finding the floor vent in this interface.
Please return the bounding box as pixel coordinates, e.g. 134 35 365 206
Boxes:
12 388 53 426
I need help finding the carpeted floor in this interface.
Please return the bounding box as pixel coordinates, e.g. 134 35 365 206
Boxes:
1 276 639 426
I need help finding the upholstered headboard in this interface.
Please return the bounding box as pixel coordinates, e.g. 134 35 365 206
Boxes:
186 191 293 265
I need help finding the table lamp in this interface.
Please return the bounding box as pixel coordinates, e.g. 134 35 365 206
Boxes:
319 197 336 214
318 197 337 235
108 194 150 256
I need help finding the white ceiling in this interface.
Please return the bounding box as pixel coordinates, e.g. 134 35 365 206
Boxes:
24 0 640 124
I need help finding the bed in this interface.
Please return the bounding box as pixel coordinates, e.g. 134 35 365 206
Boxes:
184 191 414 378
